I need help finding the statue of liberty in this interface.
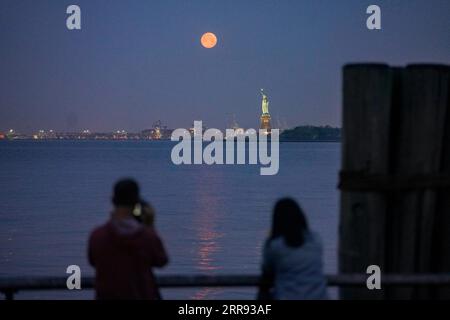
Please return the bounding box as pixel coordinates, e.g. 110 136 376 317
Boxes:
260 89 269 115
259 89 272 132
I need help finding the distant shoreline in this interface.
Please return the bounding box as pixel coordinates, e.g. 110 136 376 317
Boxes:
0 138 341 143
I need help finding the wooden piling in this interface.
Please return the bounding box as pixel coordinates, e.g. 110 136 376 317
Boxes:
339 63 450 300
339 64 392 299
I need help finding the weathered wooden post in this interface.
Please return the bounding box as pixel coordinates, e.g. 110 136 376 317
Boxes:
388 65 450 299
435 68 450 299
339 64 393 299
339 63 450 299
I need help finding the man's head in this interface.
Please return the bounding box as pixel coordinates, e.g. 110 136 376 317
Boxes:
112 178 140 208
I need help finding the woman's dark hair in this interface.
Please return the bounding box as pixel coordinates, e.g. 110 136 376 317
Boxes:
112 178 140 207
270 198 309 248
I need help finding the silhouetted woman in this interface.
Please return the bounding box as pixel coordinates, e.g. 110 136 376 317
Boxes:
258 198 328 300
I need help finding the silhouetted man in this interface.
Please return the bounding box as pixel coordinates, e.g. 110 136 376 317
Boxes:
88 178 168 299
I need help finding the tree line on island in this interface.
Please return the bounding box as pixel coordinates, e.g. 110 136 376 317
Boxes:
279 125 341 142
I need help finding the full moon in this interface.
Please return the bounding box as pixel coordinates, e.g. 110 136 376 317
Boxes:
201 32 217 49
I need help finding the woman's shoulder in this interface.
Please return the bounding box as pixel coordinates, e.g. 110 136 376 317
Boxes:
264 237 285 257
307 230 322 242
265 230 323 252
305 230 323 244
266 236 284 248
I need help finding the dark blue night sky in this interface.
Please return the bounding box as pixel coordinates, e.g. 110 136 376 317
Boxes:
0 0 449 133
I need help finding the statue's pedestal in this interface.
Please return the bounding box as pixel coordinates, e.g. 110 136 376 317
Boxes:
260 113 271 133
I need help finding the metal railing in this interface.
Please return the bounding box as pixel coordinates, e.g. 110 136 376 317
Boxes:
2 274 450 300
